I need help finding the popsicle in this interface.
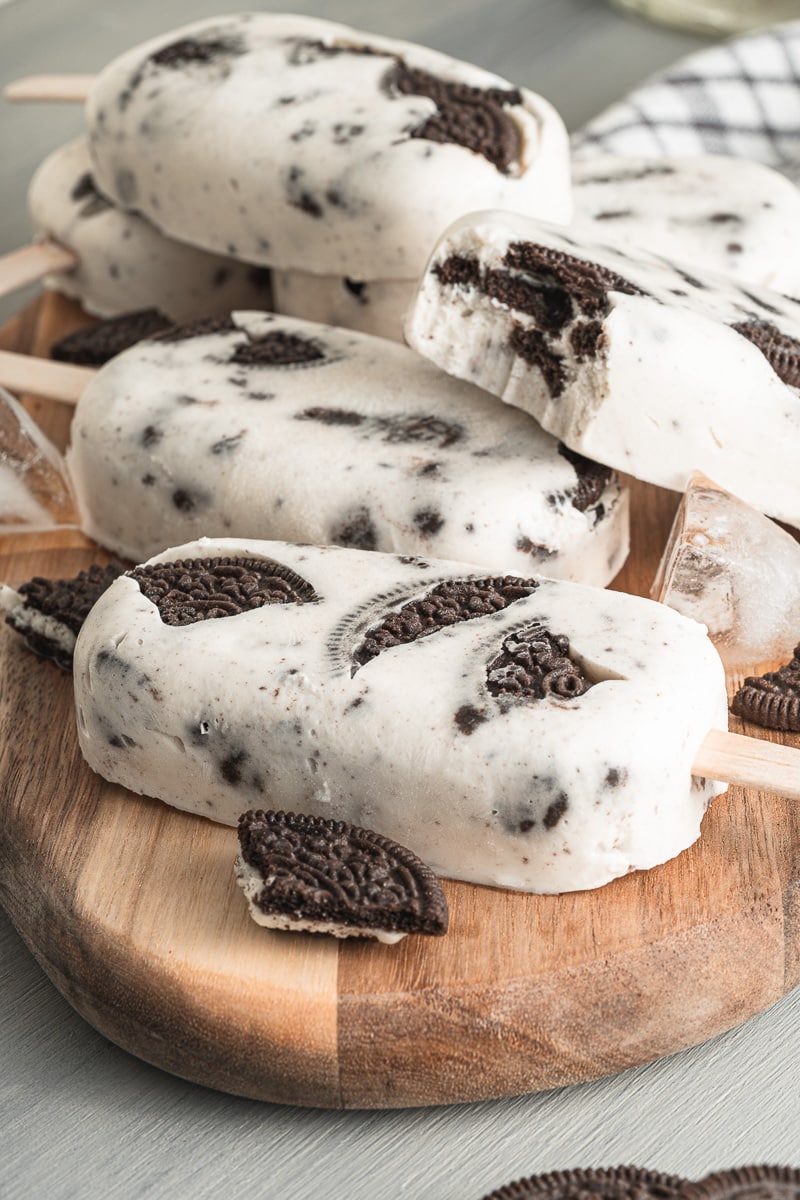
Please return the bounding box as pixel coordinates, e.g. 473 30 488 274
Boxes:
14 137 274 320
72 536 729 894
0 312 629 583
405 212 800 527
82 13 572 280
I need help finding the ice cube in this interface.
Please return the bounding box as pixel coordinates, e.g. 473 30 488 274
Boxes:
653 471 800 669
0 384 78 530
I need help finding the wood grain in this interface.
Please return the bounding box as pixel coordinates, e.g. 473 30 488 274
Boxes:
1 293 799 1109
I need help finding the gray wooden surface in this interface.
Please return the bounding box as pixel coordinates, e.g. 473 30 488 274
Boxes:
2 2 799 1197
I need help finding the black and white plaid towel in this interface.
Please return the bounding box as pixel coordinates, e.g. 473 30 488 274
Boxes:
572 20 800 179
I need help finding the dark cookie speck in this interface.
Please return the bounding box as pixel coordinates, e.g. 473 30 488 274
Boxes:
237 808 448 937
454 704 488 735
413 508 444 537
296 407 366 426
331 507 378 552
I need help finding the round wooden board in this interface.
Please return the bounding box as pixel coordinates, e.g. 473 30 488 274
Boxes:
1 294 799 1110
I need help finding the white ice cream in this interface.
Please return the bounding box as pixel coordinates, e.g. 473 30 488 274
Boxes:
272 271 415 343
28 137 273 321
85 13 572 280
572 154 800 293
406 212 800 527
73 538 728 894
65 311 628 583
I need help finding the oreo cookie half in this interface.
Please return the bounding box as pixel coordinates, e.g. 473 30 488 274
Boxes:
1 560 126 670
480 1166 689 1200
235 809 448 942
50 309 173 366
730 647 800 732
682 1167 800 1200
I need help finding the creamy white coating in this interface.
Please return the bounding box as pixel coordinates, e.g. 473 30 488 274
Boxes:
65 311 628 583
73 538 728 894
234 854 405 942
272 271 415 342
572 154 800 293
406 212 800 527
85 13 571 279
28 138 273 321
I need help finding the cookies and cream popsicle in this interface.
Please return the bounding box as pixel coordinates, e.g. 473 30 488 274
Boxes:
406 212 800 527
72 538 728 894
27 137 273 320
84 13 572 280
62 311 628 582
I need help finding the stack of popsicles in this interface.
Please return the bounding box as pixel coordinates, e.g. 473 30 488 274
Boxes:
2 11 800 905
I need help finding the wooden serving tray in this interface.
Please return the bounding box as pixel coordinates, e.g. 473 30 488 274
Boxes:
1 293 799 1109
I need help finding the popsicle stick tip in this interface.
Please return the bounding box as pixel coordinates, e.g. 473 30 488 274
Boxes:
0 350 94 406
0 240 78 298
3 74 94 102
694 727 800 800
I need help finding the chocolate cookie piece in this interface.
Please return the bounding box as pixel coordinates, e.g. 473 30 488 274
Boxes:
731 320 800 389
486 623 592 701
230 329 325 367
130 555 319 625
481 1165 689 1200
235 809 448 941
51 309 173 366
730 647 800 732
389 63 522 173
69 170 113 218
682 1167 800 1200
1 560 125 670
407 209 800 529
353 575 538 668
152 314 237 343
558 444 612 513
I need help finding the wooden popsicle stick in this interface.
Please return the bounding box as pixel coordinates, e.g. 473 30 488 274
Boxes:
0 241 79 297
4 74 94 102
694 728 800 800
0 350 93 404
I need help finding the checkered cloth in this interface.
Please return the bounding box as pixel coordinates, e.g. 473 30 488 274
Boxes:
572 20 800 179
